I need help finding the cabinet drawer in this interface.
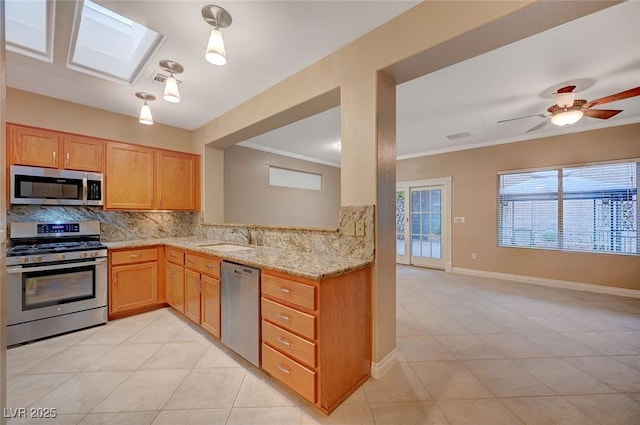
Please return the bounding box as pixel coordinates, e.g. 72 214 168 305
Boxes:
262 274 316 310
185 253 220 277
262 343 316 403
111 248 158 265
263 320 316 368
262 298 315 340
166 247 185 265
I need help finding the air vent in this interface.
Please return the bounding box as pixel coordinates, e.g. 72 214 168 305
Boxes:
446 132 471 141
149 72 183 87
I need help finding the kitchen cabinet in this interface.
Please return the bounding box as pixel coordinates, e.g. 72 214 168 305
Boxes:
156 150 200 210
105 141 200 211
261 267 371 414
183 253 221 338
8 124 61 168
8 124 104 172
62 134 103 172
109 247 161 319
105 142 155 210
165 248 185 313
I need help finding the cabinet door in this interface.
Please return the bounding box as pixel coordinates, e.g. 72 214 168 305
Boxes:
105 142 155 209
166 262 185 313
110 262 158 315
156 150 200 211
184 269 201 324
62 134 103 172
201 275 220 338
9 125 61 168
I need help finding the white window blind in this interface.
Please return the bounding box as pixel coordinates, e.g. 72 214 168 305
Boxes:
498 161 638 255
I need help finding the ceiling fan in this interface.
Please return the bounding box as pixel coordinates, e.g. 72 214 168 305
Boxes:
498 85 640 133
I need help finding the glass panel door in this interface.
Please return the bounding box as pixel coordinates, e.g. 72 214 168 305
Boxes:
396 189 409 264
409 186 445 269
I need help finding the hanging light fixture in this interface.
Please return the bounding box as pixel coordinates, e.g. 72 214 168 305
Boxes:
135 92 156 125
201 5 232 66
159 60 184 103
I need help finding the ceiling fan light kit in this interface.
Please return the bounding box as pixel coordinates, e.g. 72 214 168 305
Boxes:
202 5 232 66
498 85 640 132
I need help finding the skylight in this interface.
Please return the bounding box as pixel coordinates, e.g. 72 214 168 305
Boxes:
5 0 54 63
67 0 164 84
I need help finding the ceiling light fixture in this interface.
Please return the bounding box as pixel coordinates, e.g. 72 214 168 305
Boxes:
550 108 584 127
201 5 232 66
159 60 184 103
135 92 156 125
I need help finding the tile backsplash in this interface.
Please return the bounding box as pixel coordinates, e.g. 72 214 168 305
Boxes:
8 205 374 260
8 206 199 241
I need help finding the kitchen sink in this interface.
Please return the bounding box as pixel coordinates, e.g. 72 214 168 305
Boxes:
198 243 254 252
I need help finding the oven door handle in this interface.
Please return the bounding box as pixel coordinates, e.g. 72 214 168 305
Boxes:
6 258 107 274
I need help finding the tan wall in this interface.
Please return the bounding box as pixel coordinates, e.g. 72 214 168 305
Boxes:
6 88 193 153
223 146 340 227
397 124 640 290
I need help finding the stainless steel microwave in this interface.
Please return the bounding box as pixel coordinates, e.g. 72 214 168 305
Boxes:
11 165 103 206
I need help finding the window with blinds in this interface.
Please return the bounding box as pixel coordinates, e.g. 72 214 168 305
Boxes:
498 160 638 255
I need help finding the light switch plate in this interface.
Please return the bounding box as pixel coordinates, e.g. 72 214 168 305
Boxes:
355 221 365 236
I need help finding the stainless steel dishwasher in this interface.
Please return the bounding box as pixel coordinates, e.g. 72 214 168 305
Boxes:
221 261 261 367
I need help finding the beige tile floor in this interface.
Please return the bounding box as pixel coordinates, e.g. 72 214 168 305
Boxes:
7 265 640 424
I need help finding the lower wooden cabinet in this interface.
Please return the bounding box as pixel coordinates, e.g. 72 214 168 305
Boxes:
183 254 221 338
165 262 185 313
261 267 371 414
109 247 160 318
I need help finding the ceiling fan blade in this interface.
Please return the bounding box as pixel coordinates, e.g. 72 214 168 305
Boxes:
526 117 552 133
583 86 640 109
497 113 548 123
583 109 623 119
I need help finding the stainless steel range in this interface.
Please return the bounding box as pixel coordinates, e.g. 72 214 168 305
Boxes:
6 221 108 346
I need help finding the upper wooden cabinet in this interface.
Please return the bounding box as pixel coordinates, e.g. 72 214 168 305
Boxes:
157 150 200 211
9 125 62 169
105 141 200 211
62 134 103 172
8 124 104 172
105 142 156 210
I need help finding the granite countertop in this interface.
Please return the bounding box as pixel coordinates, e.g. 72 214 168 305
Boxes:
105 237 372 281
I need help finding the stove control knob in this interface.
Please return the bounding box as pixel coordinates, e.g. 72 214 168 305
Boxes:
90 252 98 258
79 252 88 258
33 256 43 263
19 257 29 264
58 254 66 261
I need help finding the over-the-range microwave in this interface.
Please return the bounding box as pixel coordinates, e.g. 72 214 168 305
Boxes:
11 165 103 206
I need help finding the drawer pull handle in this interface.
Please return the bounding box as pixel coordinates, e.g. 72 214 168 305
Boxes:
187 259 194 263
276 363 291 374
277 313 291 321
276 337 291 347
277 286 291 294
129 254 141 258
170 253 177 258
205 264 214 269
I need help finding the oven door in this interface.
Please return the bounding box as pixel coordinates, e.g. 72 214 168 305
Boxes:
6 258 108 326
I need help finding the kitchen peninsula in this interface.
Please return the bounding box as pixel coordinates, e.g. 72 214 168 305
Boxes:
107 236 372 414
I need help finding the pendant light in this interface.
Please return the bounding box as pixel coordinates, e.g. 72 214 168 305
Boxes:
159 60 184 103
202 5 232 66
135 92 156 125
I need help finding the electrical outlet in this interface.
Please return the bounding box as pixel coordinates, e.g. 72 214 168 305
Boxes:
471 252 477 260
454 216 465 224
343 221 356 236
355 221 365 236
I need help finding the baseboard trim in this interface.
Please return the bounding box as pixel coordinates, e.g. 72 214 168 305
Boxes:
452 267 640 299
371 347 399 379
